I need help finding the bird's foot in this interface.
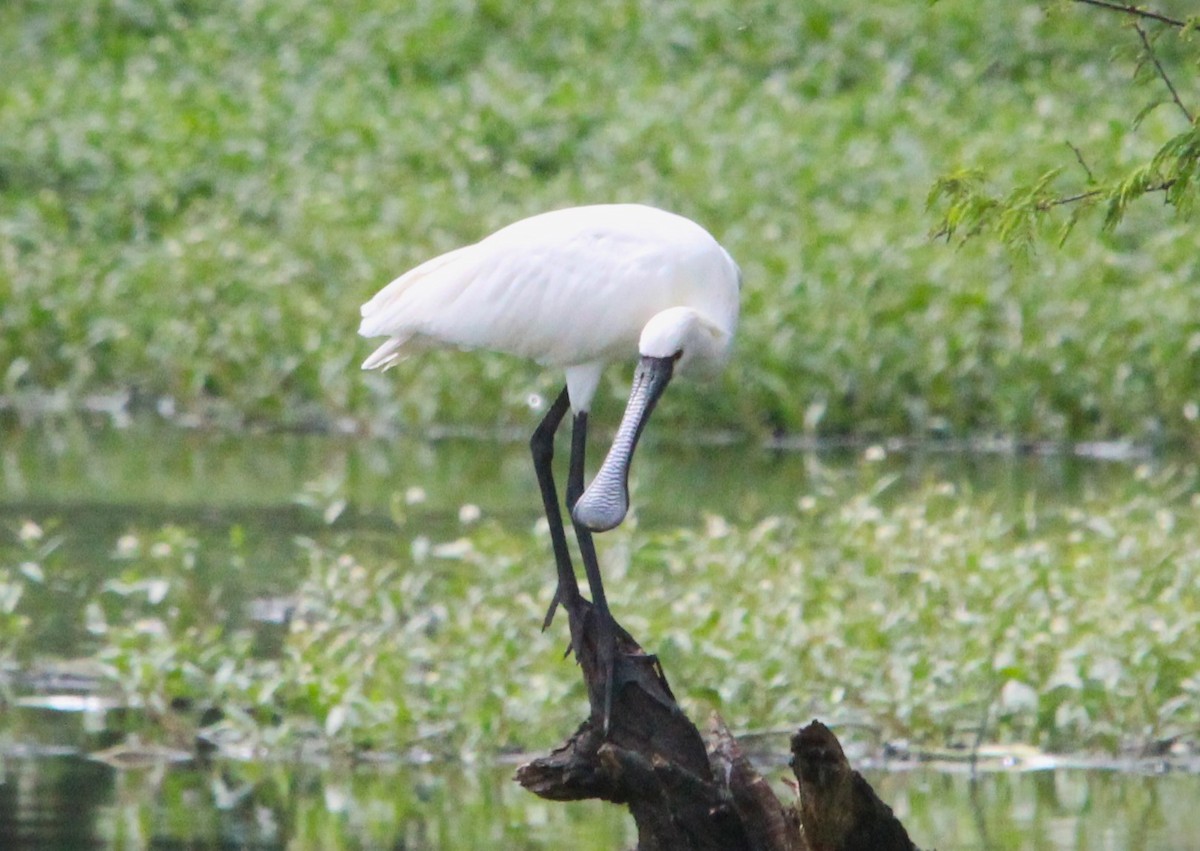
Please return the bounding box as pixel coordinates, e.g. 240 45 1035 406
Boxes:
543 582 587 663
541 590 561 633
562 597 677 735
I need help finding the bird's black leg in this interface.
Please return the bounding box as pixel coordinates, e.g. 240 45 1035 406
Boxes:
566 410 620 731
531 387 581 631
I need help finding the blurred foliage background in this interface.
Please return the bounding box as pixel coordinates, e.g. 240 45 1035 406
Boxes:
2 0 1197 443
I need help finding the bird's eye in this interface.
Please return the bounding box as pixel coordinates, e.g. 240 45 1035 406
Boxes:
672 349 683 362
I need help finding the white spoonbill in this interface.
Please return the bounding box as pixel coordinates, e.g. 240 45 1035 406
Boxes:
359 203 740 722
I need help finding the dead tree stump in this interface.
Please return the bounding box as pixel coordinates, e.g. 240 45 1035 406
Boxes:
516 598 920 851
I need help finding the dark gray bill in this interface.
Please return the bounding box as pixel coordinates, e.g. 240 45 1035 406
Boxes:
572 355 675 532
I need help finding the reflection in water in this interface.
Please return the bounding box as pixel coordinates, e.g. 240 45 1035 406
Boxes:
0 747 634 850
1 745 1198 849
0 757 108 849
0 416 1152 532
874 767 1200 850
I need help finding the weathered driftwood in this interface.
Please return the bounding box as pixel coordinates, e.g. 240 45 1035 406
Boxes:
516 597 919 851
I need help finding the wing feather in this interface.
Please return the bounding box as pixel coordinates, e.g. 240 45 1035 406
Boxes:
357 205 735 370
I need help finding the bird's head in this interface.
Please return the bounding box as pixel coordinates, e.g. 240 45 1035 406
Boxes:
638 307 733 376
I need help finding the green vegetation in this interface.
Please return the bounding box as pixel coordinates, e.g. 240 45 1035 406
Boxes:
5 462 1197 757
2 1 1198 442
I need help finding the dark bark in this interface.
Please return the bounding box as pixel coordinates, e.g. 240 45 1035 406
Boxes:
791 721 919 851
515 597 921 851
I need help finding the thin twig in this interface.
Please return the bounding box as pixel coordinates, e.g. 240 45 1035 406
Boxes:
1134 23 1195 123
1067 142 1097 183
1039 188 1105 209
1037 179 1176 211
1072 0 1187 28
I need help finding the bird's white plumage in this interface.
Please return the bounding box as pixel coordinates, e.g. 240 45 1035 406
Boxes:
360 203 739 411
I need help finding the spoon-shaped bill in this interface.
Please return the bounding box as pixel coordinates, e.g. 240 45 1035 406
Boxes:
572 355 676 532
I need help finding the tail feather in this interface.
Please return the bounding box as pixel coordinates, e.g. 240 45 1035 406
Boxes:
361 337 409 371
359 245 474 338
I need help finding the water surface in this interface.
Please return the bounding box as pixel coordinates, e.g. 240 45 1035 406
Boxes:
1 418 1196 848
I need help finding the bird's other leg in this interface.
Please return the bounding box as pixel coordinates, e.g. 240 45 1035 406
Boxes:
531 387 581 632
565 412 609 617
567 411 620 731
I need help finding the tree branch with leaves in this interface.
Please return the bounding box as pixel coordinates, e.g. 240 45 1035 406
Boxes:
929 1 1198 247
